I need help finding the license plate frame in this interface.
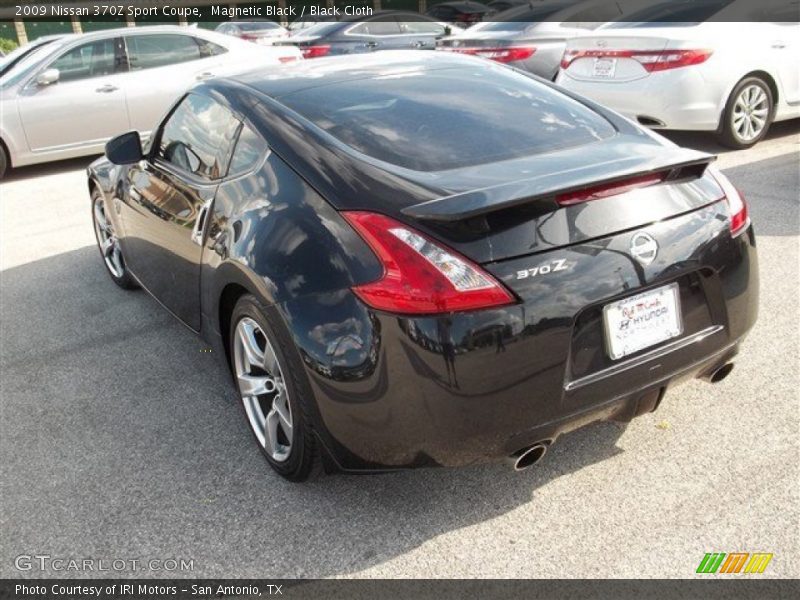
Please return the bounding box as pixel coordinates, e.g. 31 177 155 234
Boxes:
592 57 617 79
603 283 683 360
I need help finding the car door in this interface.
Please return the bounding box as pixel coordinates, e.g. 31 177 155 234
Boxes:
119 93 240 330
767 21 800 105
398 17 448 50
16 37 130 153
120 33 229 136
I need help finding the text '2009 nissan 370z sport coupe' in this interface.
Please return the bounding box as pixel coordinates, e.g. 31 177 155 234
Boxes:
88 51 758 481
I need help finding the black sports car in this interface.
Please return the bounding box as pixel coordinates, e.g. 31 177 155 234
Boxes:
89 51 758 481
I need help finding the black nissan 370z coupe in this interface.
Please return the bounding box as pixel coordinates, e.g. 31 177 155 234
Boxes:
89 51 758 481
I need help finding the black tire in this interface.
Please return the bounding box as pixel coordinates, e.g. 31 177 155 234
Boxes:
719 76 774 149
229 294 321 482
0 142 8 180
91 187 138 290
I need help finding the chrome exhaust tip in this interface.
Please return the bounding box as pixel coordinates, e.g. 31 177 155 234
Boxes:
703 362 735 384
509 443 548 472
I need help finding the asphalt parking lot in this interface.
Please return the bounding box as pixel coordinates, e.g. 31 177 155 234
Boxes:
1 121 798 579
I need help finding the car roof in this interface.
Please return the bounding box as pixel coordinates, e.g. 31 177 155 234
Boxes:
234 50 489 99
43 25 204 46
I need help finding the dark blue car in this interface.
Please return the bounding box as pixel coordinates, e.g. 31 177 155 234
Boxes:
279 12 454 59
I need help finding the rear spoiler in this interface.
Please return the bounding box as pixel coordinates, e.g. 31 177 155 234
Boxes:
402 147 715 222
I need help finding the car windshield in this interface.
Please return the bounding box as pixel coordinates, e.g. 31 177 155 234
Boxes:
0 39 57 76
280 65 615 171
236 21 281 31
0 40 64 89
479 3 570 31
606 0 733 27
292 22 342 37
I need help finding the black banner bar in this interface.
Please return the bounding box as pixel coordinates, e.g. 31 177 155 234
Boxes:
1 579 800 600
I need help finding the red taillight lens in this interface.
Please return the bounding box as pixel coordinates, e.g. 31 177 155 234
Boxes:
342 212 515 314
556 172 667 207
561 48 712 72
301 45 330 59
709 168 749 236
439 46 536 64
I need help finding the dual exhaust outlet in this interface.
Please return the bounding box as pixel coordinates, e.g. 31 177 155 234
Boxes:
507 363 735 472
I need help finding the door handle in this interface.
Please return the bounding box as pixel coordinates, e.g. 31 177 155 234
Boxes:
414 41 428 48
195 72 215 81
191 199 214 246
95 84 119 93
365 41 379 49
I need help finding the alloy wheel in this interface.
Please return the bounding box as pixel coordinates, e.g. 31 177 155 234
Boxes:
93 196 124 278
732 84 769 142
233 317 293 462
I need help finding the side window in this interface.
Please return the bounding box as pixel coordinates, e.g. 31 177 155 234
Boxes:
350 21 402 36
196 37 227 58
50 39 117 82
228 123 269 176
157 94 240 181
400 19 447 35
126 34 203 70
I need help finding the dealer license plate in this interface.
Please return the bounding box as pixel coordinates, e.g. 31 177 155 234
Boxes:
603 283 683 360
592 57 617 78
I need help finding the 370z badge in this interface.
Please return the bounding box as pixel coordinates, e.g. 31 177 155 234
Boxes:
516 258 570 280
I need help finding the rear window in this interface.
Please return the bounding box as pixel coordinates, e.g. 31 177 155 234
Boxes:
479 3 570 30
606 0 733 27
280 65 615 171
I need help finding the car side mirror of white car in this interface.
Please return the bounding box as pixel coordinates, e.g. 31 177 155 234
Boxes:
106 131 144 165
36 68 60 86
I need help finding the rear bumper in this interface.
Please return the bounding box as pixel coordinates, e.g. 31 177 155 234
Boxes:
557 69 723 131
288 216 758 472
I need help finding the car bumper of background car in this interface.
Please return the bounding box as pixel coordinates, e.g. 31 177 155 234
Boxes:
558 69 723 131
277 224 758 472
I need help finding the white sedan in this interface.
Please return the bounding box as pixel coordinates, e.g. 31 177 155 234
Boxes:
556 1 800 148
0 26 301 178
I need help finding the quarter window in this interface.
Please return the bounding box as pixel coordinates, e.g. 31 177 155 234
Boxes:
228 123 269 176
400 20 446 35
157 94 240 181
50 39 118 82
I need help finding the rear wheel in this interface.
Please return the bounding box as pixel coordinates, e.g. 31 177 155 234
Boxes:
719 77 774 149
0 143 8 179
230 294 320 481
91 188 137 289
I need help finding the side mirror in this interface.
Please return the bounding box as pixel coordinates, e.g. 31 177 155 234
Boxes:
105 131 144 165
36 68 60 86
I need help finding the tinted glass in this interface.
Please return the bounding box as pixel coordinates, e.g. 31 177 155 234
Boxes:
127 34 201 70
281 65 616 171
400 20 446 34
157 94 240 180
237 21 281 31
51 39 117 82
349 21 403 35
229 123 269 175
606 0 733 26
479 3 569 30
295 22 343 37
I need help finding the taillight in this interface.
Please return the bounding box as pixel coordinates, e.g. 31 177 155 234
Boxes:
561 48 712 72
556 172 667 207
439 46 536 64
709 167 749 237
301 45 330 59
342 212 515 314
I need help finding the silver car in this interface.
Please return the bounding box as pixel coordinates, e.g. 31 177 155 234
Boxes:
436 0 651 80
0 26 302 178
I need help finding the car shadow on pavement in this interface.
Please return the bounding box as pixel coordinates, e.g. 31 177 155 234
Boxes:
2 156 101 183
660 118 799 154
1 246 628 579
